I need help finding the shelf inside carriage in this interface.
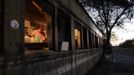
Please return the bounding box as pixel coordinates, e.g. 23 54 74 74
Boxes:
24 0 53 55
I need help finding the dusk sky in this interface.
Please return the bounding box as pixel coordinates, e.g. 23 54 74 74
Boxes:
112 19 134 45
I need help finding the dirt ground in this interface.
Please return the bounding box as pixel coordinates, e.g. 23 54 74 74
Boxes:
86 47 134 75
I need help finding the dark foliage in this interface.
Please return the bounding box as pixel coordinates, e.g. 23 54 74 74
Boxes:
119 39 134 48
79 0 134 50
80 0 133 7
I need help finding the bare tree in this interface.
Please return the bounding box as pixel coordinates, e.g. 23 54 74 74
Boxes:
79 0 134 51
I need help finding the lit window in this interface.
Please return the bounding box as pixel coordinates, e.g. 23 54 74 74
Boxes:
75 29 81 49
24 0 52 50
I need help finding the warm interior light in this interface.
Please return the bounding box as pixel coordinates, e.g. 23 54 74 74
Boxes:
75 29 81 48
25 1 50 43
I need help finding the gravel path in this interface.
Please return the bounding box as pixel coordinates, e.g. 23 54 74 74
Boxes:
86 47 134 75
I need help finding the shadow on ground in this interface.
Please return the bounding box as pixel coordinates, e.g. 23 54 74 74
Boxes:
86 61 134 75
86 47 134 75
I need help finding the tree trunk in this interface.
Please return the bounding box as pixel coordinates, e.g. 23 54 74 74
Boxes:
103 31 111 53
101 31 112 61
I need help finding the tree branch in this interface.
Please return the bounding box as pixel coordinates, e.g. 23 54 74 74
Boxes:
110 7 129 31
97 10 105 24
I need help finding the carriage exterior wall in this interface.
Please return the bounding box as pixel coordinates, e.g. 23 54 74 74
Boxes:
0 0 103 75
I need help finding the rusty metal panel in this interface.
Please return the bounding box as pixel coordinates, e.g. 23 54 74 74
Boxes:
4 0 25 57
0 57 4 75
0 0 4 55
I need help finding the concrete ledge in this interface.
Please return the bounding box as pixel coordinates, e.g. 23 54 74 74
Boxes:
25 49 102 75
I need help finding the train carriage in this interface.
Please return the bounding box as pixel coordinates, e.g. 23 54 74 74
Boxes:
0 0 103 75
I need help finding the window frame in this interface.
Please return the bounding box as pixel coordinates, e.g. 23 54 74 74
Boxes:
57 9 71 51
82 26 88 49
24 0 55 51
74 22 82 50
88 30 92 48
